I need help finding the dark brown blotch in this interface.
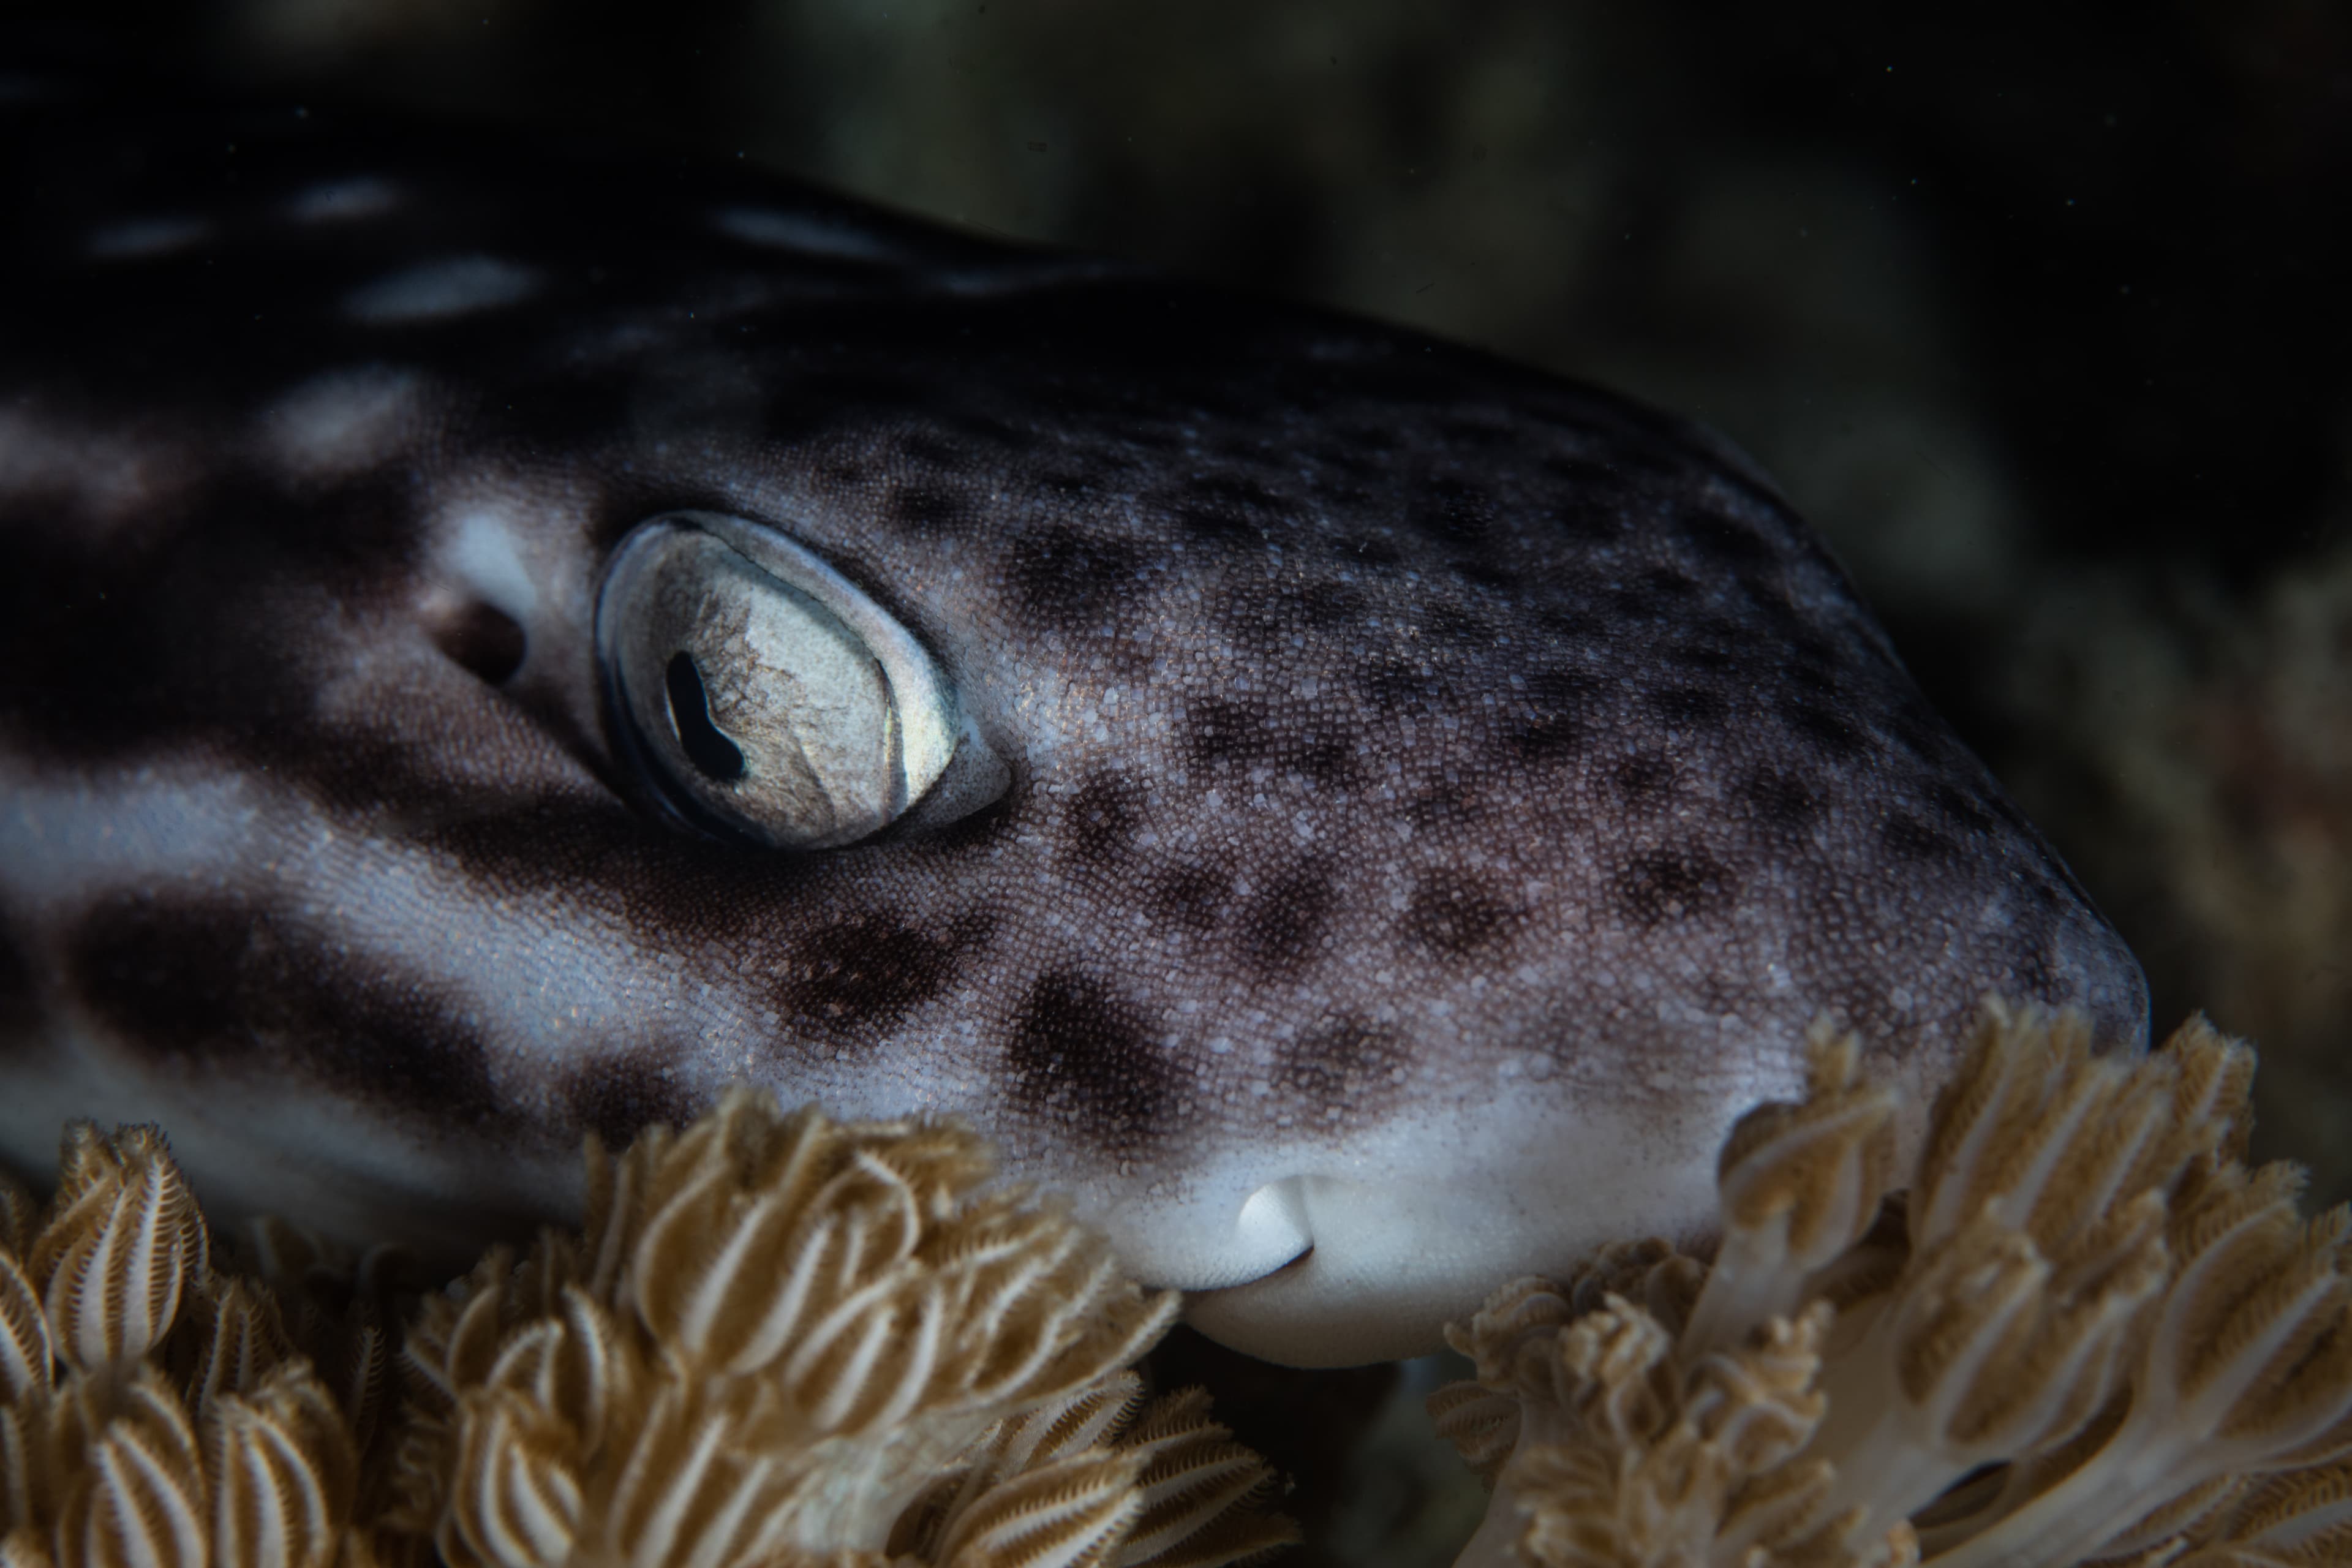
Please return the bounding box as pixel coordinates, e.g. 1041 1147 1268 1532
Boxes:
1611 848 1734 929
1740 769 1822 833
1270 1017 1411 1122
1292 734 1356 787
1782 698 1867 758
1238 865 1336 978
1611 753 1673 802
562 1052 695 1153
1426 602 1493 644
1880 812 1961 862
776 912 977 1036
1171 473 1291 546
1646 686 1730 729
1186 697 1277 768
1929 781 1999 836
1150 864 1232 935
65 894 510 1128
889 482 975 534
1006 524 1144 632
1510 670 1586 761
1006 971 1171 1142
1065 774 1148 870
1404 872 1518 959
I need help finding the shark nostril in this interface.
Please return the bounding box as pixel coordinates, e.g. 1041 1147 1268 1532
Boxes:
1228 1175 1314 1279
663 649 746 784
423 597 526 684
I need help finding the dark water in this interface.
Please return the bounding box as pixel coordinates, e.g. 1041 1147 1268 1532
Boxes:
10 6 2351 1562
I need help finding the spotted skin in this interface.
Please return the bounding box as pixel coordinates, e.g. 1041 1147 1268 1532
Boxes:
0 74 2145 1364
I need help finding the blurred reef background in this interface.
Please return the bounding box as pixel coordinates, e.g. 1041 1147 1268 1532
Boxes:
8 4 2351 1564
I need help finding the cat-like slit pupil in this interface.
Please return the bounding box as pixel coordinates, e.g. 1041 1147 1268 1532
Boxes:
663 649 745 783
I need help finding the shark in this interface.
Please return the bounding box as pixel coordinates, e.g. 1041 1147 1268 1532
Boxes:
0 67 2146 1366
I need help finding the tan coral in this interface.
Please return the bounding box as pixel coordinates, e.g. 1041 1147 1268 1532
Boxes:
388 1090 1296 1568
1435 1002 2352 1568
0 1122 374 1568
0 1097 1292 1568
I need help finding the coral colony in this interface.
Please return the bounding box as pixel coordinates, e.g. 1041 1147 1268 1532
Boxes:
2 1004 2348 1566
1432 1005 2352 1567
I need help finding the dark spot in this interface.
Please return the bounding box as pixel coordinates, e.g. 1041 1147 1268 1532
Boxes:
1403 783 1477 827
1612 753 1672 801
1782 662 1842 698
1288 584 1364 627
422 598 526 685
65 894 508 1126
1186 698 1275 767
1238 866 1336 977
1510 671 1585 761
1066 774 1147 869
1611 848 1733 928
1930 782 1999 835
1359 662 1427 715
1294 735 1355 786
1411 477 1493 543
1006 526 1143 631
1006 972 1170 1142
1426 603 1491 644
665 651 747 783
1740 769 1821 832
1447 557 1518 590
776 913 973 1036
563 1053 694 1152
1784 699 1866 758
1172 473 1289 546
1646 687 1729 728
1404 873 1517 957
1881 812 1960 862
890 483 974 534
1150 864 1231 934
1270 1017 1411 1120
2007 937 2060 1001
1680 511 1777 567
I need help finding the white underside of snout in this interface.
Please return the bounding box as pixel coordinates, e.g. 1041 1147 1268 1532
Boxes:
1082 1075 1801 1367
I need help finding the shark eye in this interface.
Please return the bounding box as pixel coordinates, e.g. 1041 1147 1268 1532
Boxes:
596 511 1006 848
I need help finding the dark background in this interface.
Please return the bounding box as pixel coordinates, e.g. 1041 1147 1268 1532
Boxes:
10 6 2348 1562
